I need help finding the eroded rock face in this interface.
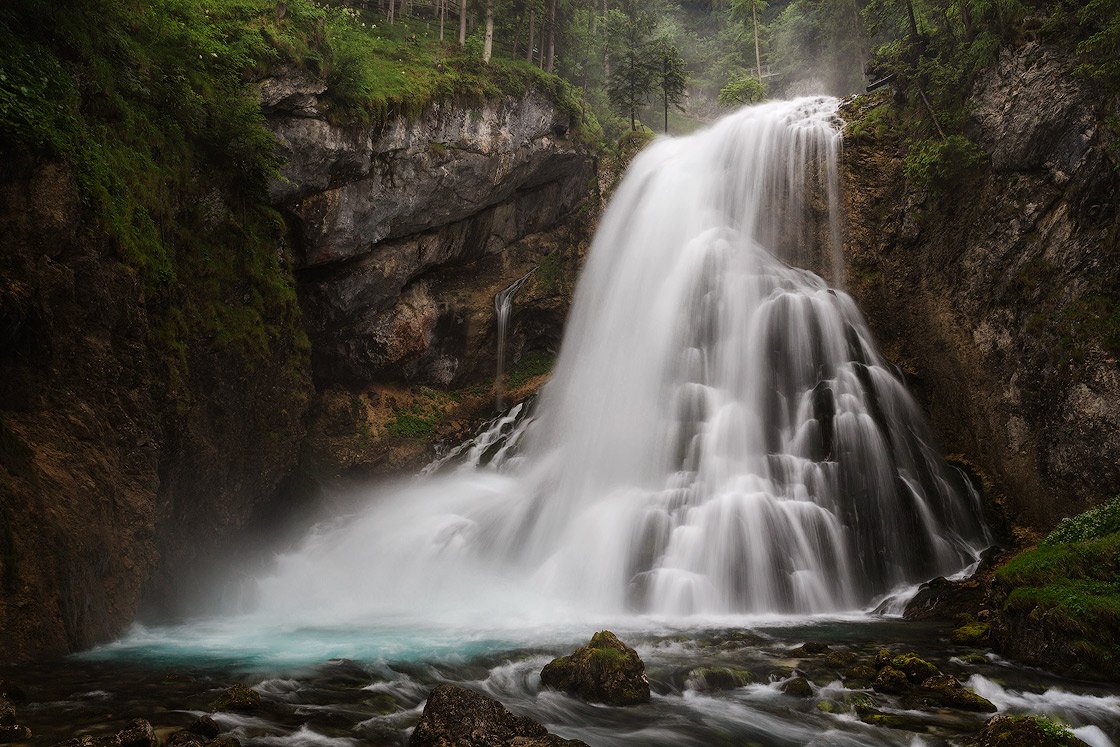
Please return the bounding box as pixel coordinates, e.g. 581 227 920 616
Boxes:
841 42 1120 529
261 69 597 389
539 631 651 706
410 684 588 747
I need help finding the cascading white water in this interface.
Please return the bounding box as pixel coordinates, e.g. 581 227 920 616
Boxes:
250 97 989 628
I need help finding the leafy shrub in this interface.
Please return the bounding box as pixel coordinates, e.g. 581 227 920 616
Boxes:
718 71 766 107
903 135 987 189
1044 496 1120 546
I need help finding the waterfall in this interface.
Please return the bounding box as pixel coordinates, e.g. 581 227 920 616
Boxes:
494 269 537 409
250 97 989 627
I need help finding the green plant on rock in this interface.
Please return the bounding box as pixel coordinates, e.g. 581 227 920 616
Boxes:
903 134 987 190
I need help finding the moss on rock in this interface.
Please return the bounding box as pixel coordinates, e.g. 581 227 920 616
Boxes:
539 631 650 706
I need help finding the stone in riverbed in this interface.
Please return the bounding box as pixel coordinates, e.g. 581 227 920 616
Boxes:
410 684 588 747
903 674 996 713
208 685 260 713
780 677 813 698
973 714 1089 746
539 631 650 706
888 653 940 683
873 666 910 695
51 719 156 747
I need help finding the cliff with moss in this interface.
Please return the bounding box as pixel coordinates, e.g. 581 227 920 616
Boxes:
841 40 1119 534
0 0 598 663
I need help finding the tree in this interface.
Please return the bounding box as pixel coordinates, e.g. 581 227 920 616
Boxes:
718 69 765 106
484 0 495 61
652 37 687 132
606 0 656 130
459 0 468 45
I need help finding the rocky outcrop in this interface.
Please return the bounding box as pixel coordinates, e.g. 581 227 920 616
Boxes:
262 68 597 389
539 631 650 706
841 42 1120 530
410 684 588 747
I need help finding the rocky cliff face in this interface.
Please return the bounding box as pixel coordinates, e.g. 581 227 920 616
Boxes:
0 68 595 663
263 68 597 390
0 160 312 663
841 42 1119 531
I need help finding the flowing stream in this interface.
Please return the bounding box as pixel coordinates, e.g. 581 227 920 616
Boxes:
20 97 1108 746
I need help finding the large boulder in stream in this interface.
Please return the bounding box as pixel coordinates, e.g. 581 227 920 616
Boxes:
973 715 1089 746
410 684 587 747
539 631 650 706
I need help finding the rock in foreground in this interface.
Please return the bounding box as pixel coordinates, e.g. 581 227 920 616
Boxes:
410 684 587 747
539 631 650 706
973 714 1089 746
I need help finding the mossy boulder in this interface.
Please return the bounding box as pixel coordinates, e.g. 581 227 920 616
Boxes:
859 709 930 732
539 631 650 706
952 622 991 645
889 653 940 683
843 664 878 685
208 685 261 713
973 715 1089 746
873 666 909 694
790 641 831 656
903 674 996 713
780 677 813 698
685 667 755 691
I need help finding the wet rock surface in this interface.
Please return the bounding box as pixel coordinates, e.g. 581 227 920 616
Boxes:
261 71 597 390
539 631 651 706
410 684 588 747
841 41 1120 531
973 714 1090 746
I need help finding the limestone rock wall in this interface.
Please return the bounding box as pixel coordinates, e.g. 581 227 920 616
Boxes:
841 42 1120 530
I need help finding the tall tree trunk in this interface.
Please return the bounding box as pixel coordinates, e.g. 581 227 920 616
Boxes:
539 13 546 65
905 0 919 38
388 0 395 25
459 0 468 45
439 0 446 41
961 0 975 39
602 0 610 80
545 0 556 72
751 0 762 81
527 8 535 61
483 0 494 61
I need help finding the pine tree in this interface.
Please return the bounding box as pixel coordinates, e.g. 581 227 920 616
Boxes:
606 0 655 130
652 37 687 133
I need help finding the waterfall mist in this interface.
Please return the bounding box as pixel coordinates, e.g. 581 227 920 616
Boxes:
194 97 990 636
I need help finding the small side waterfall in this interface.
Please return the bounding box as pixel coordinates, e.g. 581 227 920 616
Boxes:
494 269 537 409
245 97 989 628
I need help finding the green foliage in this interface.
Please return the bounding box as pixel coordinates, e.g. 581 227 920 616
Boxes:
507 350 556 388
652 36 689 132
1044 496 1120 546
902 134 986 188
769 0 867 95
607 0 658 129
384 387 455 439
719 70 767 106
996 504 1120 675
